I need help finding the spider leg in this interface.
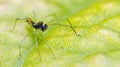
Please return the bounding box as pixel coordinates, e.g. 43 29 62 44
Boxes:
33 10 37 18
44 14 81 36
33 30 42 60
44 14 57 23
66 19 81 36
18 34 29 59
34 30 38 48
46 44 56 60
11 18 26 32
18 32 42 60
11 18 19 31
49 19 81 36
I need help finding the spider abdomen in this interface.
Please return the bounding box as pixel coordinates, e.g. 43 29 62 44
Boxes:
32 21 48 31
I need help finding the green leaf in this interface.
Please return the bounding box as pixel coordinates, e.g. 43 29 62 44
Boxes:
0 0 120 67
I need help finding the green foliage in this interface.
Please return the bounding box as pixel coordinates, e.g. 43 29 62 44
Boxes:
0 0 120 67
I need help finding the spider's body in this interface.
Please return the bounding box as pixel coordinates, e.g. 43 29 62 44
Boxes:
26 18 48 31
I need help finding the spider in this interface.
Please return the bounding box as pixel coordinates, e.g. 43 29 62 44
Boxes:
11 14 81 59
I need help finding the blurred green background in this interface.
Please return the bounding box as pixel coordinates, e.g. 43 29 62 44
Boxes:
0 0 120 67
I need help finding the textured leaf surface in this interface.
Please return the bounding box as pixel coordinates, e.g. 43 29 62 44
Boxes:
0 0 120 67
